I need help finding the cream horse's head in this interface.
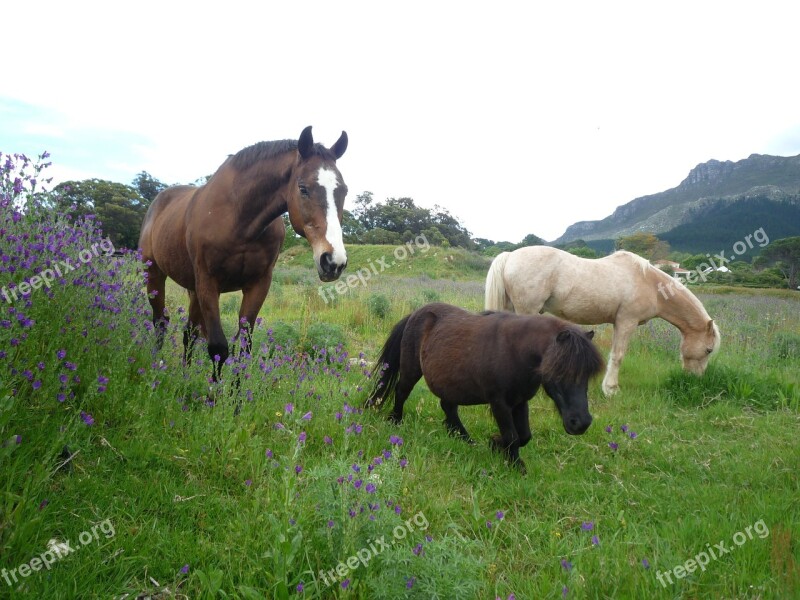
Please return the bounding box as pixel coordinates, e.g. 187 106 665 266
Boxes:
680 319 721 374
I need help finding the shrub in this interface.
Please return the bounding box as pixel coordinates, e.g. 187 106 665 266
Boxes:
367 293 391 319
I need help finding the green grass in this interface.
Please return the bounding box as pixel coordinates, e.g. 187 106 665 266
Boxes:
1 244 799 599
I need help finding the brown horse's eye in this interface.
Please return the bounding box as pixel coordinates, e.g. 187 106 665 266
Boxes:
298 183 309 197
706 347 713 354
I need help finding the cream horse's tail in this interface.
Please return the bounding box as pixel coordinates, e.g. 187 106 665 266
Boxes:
485 252 514 312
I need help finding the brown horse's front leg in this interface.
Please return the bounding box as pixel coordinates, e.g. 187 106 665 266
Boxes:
194 280 227 382
144 263 169 349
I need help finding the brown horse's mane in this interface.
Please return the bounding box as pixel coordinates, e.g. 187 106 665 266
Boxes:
229 139 337 171
539 326 605 384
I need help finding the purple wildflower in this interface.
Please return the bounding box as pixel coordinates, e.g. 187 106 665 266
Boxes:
608 441 619 451
80 411 94 426
581 521 594 531
561 558 572 571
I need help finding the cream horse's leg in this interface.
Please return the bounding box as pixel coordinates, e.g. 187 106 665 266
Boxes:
602 319 638 395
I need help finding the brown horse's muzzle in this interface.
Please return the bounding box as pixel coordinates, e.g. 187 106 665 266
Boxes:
317 251 347 282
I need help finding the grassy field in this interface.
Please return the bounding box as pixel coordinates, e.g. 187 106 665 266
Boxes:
1 243 799 599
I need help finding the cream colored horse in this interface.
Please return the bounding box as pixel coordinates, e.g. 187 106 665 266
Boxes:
485 246 721 395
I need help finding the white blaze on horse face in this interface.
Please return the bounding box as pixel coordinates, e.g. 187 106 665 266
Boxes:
316 167 347 266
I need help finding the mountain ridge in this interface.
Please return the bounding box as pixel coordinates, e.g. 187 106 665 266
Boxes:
553 153 800 247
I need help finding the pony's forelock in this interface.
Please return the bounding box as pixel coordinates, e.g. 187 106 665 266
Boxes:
539 327 605 383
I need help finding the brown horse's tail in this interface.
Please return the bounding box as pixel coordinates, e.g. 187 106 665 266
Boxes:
366 314 411 408
540 327 605 383
485 252 514 312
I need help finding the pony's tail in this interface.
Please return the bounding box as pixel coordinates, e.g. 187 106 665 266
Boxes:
366 314 411 408
485 252 513 312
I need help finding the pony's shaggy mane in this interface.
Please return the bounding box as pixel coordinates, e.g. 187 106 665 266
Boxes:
539 326 605 383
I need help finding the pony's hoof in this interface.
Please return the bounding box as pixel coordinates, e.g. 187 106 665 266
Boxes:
514 459 528 475
388 413 402 425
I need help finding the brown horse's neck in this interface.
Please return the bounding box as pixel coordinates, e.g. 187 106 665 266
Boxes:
226 152 297 240
654 274 710 335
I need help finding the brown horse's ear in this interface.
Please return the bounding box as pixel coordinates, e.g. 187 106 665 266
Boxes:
556 330 571 342
331 131 348 159
298 126 314 159
586 330 595 340
706 319 715 333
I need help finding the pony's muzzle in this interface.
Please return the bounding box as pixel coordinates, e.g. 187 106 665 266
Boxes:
318 252 347 282
564 413 592 435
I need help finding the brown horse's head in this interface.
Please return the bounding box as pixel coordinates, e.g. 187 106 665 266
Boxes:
287 126 349 282
680 319 721 375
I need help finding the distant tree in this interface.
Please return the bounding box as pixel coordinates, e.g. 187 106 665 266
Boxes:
421 226 447 246
754 236 800 290
658 264 675 277
351 191 374 228
341 210 365 243
131 171 167 203
354 195 473 248
472 238 497 252
50 179 148 248
567 246 598 259
519 233 545 246
616 232 670 261
362 227 402 245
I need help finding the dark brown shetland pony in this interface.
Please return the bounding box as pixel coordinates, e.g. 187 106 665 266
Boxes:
139 126 348 379
367 303 605 473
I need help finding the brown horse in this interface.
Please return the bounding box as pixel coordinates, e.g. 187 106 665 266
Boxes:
139 126 348 378
366 303 604 472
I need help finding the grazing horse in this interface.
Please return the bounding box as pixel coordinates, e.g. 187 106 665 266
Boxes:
366 303 604 472
485 246 721 395
139 126 349 379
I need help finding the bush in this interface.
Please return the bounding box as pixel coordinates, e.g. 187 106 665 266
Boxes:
301 322 346 359
367 293 391 319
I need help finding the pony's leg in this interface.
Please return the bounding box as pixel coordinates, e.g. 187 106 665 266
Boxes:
602 319 638 395
145 263 168 349
511 400 532 448
385 325 425 423
183 290 202 366
440 400 473 443
489 402 525 473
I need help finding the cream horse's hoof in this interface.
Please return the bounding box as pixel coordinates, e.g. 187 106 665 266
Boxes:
602 382 620 396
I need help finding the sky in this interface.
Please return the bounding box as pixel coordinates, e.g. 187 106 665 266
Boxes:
3 1 800 243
